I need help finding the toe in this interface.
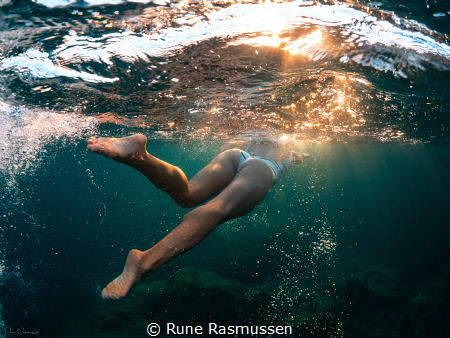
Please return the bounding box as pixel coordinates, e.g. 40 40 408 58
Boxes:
89 144 104 153
102 288 116 299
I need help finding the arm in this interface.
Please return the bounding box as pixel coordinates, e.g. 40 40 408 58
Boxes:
292 151 309 164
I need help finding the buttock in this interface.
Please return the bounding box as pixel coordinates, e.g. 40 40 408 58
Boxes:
237 150 292 184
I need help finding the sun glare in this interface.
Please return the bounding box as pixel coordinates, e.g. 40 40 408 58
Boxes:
231 28 324 59
279 134 289 141
282 29 323 56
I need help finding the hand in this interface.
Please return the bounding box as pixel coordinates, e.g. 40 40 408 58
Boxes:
292 151 309 164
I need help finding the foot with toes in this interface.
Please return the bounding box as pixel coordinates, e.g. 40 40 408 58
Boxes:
87 134 148 164
101 249 145 299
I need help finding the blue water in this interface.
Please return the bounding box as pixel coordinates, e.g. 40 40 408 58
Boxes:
1 0 450 337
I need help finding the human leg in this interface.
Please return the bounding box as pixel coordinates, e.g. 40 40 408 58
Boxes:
87 134 240 207
101 159 274 299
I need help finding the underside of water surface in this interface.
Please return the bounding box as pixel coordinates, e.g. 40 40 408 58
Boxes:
0 0 449 337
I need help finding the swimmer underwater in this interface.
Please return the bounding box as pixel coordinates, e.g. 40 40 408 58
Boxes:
87 131 306 299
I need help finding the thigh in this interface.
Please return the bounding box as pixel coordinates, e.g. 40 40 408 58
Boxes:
188 148 242 206
206 159 275 220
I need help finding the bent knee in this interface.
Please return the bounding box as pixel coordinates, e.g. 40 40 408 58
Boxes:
172 188 206 208
171 192 199 208
175 197 199 208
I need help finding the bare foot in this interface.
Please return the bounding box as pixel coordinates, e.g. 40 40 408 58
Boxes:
87 134 147 164
101 249 145 300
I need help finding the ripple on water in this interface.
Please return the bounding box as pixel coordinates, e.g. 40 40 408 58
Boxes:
0 0 449 143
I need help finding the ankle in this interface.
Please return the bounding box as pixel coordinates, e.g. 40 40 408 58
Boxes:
127 151 150 167
139 249 161 273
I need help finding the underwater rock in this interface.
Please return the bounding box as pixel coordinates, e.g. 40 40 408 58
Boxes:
171 267 246 294
404 274 450 337
413 275 450 307
79 267 273 337
341 263 401 298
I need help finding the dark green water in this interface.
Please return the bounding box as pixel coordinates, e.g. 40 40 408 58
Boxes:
1 137 449 337
1 0 450 337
